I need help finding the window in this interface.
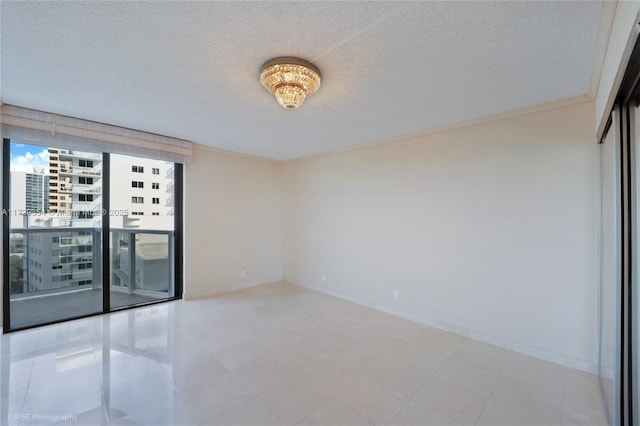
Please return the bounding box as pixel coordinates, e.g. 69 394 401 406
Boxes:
5 140 183 331
152 197 160 204
152 168 160 175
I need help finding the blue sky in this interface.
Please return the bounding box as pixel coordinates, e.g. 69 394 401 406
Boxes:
10 141 50 173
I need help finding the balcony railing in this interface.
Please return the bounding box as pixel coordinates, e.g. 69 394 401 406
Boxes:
59 166 102 177
9 227 174 301
58 236 93 246
73 184 101 193
57 152 102 160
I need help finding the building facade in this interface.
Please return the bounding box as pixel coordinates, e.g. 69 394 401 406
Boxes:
12 149 174 296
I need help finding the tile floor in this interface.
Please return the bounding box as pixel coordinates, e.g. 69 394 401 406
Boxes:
0 282 607 425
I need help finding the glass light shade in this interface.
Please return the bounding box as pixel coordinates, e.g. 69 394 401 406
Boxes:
260 57 321 109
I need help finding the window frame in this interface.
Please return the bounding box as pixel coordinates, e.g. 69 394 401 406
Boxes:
2 140 184 332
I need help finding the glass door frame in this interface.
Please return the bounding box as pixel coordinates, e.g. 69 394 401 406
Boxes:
599 35 640 424
598 111 622 426
2 140 184 332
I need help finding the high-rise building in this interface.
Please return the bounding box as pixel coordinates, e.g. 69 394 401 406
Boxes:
110 155 174 229
48 148 102 227
15 149 174 295
18 149 103 292
25 168 50 212
10 169 50 218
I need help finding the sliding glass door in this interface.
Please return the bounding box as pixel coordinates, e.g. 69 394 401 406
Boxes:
596 30 640 426
2 140 183 331
6 142 104 328
598 113 621 426
109 154 176 309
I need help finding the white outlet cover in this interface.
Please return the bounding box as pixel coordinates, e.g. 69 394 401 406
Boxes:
241 270 246 278
392 289 399 300
321 274 326 283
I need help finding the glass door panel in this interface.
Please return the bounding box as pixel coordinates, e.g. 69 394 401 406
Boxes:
109 154 175 309
599 113 621 426
7 142 103 329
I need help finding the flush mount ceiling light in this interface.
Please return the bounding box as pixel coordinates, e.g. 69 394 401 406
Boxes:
259 57 321 110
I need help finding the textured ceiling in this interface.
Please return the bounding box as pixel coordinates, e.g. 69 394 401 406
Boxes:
1 1 603 160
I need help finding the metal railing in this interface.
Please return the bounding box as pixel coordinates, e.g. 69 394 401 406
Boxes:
9 227 174 300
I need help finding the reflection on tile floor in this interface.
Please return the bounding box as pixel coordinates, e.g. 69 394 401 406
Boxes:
0 282 607 425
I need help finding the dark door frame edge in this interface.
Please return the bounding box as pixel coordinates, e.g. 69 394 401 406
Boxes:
3 139 11 332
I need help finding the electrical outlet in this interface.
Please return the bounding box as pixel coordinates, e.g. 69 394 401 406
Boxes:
240 270 246 278
392 289 399 300
321 274 326 283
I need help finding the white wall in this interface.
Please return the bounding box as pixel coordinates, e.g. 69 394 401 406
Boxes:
184 144 283 299
283 101 598 372
595 0 640 139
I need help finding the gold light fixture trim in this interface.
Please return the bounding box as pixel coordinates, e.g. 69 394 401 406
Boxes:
260 57 321 110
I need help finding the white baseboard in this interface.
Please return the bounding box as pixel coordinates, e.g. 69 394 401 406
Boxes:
184 278 282 300
298 282 598 375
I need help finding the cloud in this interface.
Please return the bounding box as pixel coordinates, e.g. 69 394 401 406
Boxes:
10 149 50 174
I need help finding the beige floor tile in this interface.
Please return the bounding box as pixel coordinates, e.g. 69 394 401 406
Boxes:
207 396 284 426
258 374 337 425
563 377 602 411
210 339 271 371
562 402 608 426
412 375 488 425
501 352 566 394
478 397 566 426
488 376 563 425
388 399 459 426
178 378 253 424
161 352 230 391
297 400 373 426
0 282 610 426
436 356 500 397
340 376 409 425
450 339 511 374
491 373 564 413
